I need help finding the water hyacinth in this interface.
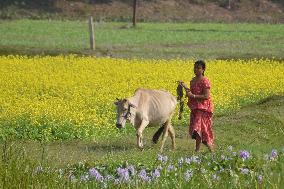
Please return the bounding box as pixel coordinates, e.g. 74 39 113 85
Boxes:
228 146 233 151
185 157 192 165
89 168 104 182
138 169 151 182
117 167 130 183
157 154 168 163
80 174 89 182
105 175 114 181
184 169 193 182
240 150 250 160
127 165 136 176
59 147 283 187
184 155 200 165
270 149 278 159
258 174 263 183
69 174 77 183
35 166 44 174
167 165 175 172
152 169 160 179
240 168 250 175
178 157 184 167
212 174 220 181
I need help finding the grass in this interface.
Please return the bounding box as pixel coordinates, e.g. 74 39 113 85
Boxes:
0 20 284 59
0 96 283 188
4 95 283 166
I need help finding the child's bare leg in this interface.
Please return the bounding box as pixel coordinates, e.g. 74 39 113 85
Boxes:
207 143 214 152
195 135 201 152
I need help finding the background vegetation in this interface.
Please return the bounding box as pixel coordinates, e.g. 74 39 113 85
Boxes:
0 0 283 23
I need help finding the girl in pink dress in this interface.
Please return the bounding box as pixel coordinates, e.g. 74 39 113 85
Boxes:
180 60 214 152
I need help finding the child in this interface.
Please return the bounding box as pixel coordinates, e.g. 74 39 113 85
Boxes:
180 60 214 152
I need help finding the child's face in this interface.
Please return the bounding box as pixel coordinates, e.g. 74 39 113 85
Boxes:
194 65 204 76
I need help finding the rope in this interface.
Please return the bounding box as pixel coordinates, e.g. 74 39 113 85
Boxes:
176 82 184 120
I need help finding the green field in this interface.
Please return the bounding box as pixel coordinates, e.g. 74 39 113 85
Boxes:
0 20 284 59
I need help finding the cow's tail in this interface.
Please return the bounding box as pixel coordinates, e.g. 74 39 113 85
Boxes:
176 83 184 120
152 125 165 144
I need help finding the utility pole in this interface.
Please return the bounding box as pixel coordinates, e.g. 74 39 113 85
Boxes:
89 16 95 50
228 0 231 10
132 0 137 27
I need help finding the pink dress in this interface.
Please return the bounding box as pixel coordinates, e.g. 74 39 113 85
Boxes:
187 77 214 145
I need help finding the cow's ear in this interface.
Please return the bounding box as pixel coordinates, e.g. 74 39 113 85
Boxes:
114 98 121 105
129 103 137 108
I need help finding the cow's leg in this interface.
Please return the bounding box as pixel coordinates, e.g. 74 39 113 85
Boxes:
168 124 176 150
160 121 170 153
136 120 149 150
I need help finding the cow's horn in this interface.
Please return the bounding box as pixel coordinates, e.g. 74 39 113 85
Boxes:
129 103 137 108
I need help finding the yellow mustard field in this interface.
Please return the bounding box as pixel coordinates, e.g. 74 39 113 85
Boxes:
0 55 283 140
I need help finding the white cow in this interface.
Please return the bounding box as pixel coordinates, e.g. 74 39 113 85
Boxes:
114 88 177 152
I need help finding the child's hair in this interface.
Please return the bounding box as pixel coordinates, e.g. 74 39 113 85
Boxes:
194 60 206 76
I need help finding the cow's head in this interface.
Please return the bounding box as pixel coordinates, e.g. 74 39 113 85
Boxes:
114 98 136 129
